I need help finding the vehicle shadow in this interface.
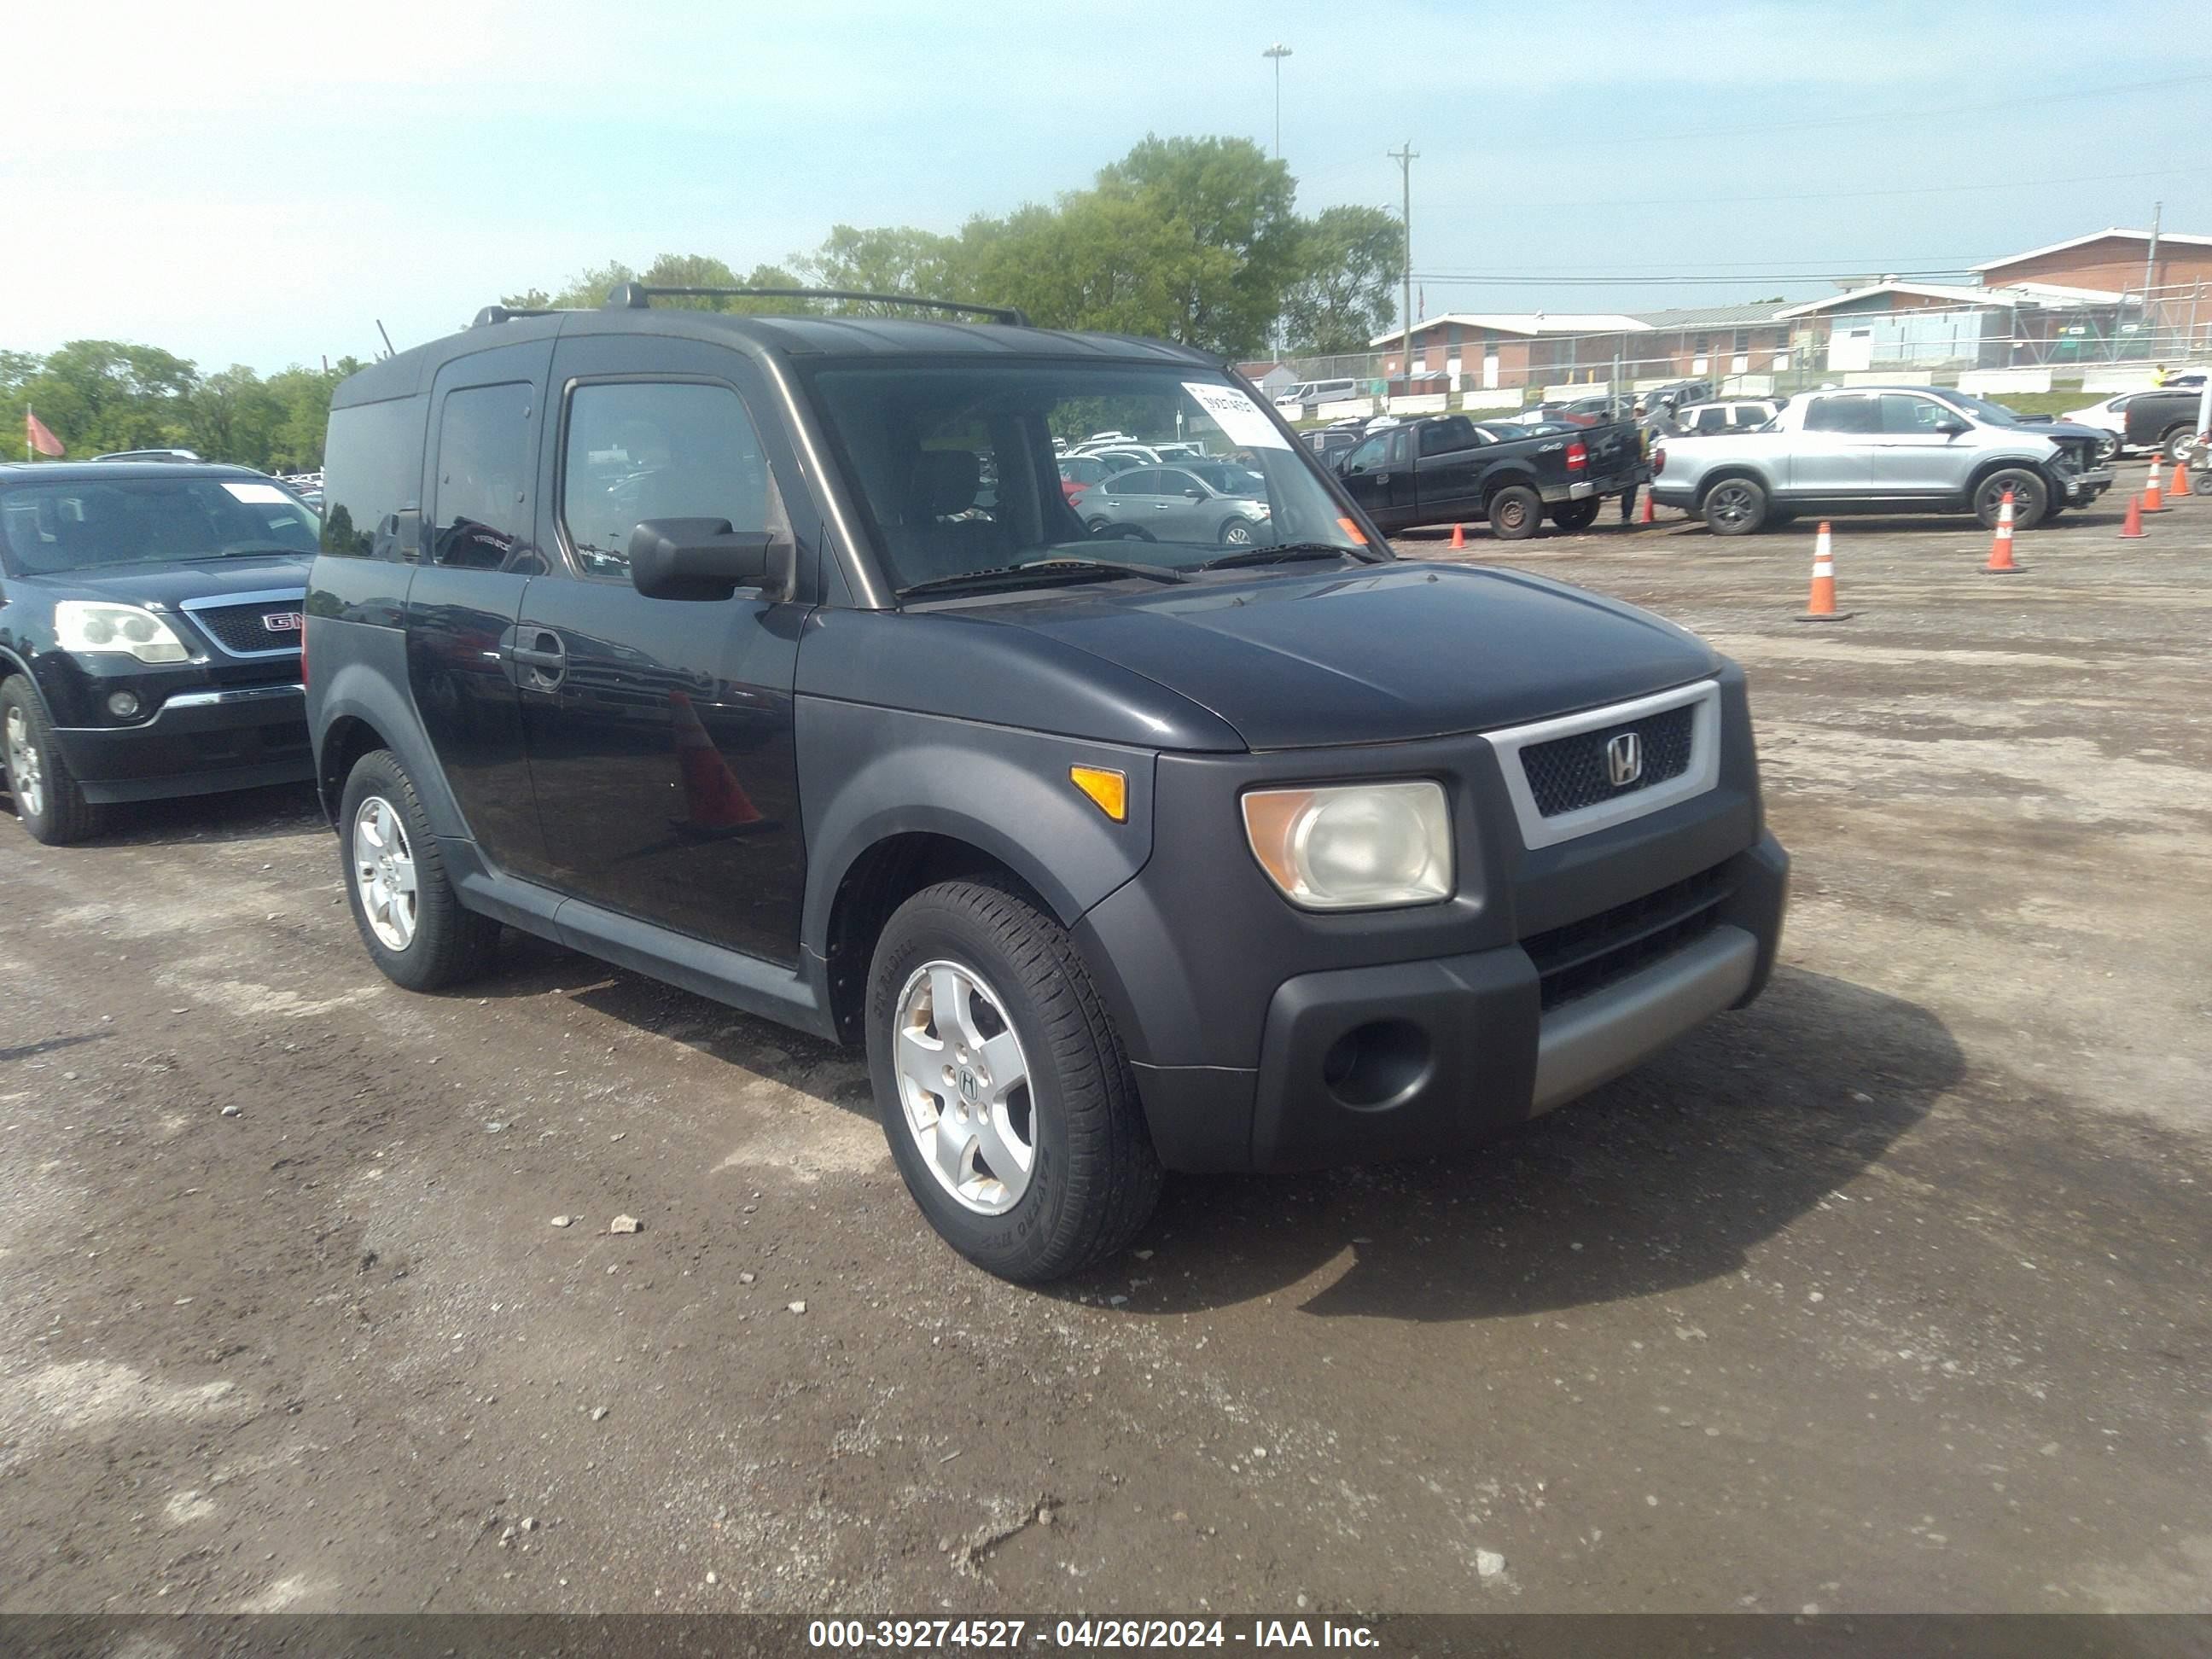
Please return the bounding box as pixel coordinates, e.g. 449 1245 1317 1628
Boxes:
465 929 873 1111
1078 963 1963 1323
0 779 324 848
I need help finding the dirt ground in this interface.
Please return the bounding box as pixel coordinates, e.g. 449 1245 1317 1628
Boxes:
2 488 2208 1618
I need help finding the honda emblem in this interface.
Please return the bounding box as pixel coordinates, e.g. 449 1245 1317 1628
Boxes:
1605 731 1643 788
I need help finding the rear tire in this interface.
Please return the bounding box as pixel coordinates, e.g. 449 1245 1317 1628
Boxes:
1549 498 1601 533
1974 469 2047 531
339 748 501 991
1486 484 1542 540
2163 426 2196 464
2 679 105 846
1702 477 1768 536
866 877 1161 1282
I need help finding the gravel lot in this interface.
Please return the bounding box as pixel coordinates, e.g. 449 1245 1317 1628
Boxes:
2 490 2207 1616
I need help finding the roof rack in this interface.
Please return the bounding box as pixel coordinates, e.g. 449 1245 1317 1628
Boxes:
602 283 1029 327
470 304 564 329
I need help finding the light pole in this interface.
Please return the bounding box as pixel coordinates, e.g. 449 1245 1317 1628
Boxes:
1263 44 1291 159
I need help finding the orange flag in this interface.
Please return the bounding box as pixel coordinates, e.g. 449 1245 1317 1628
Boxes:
26 409 64 458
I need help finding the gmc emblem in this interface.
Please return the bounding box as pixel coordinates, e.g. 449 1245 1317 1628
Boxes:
262 611 304 634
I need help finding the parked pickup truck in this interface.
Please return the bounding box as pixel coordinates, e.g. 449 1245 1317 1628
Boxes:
1334 412 1643 539
2120 387 2210 463
1650 384 2114 535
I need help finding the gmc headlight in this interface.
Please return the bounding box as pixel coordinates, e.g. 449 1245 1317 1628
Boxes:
1241 780 1453 910
55 601 191 664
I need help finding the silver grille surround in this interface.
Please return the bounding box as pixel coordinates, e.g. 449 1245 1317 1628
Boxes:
178 586 308 661
1487 680 1722 851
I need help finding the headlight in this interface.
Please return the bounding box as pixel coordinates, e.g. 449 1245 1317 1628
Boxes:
1241 780 1453 910
55 601 191 664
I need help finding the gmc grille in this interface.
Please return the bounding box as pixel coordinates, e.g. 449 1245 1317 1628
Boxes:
1522 861 1736 1012
190 602 301 656
1520 702 1694 818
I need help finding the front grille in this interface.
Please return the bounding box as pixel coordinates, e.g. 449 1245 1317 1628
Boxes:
1520 702 1693 818
190 602 301 656
1522 862 1735 1012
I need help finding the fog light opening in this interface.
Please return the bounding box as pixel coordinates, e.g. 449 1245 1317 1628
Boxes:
106 690 142 720
1320 1019 1432 1111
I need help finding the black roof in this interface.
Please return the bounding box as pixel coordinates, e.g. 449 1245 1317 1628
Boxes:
0 461 271 484
333 307 1220 410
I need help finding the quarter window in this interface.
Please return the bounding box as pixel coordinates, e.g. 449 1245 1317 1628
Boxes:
431 382 534 569
558 381 784 582
321 396 424 559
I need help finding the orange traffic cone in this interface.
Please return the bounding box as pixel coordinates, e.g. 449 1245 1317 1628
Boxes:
2171 452 2193 498
1449 522 1465 550
2119 493 2146 538
1795 521 1854 622
668 690 767 835
1982 486 2023 574
2142 459 2165 512
1637 489 1655 526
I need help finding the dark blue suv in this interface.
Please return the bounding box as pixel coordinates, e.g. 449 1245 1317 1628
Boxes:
0 462 317 842
306 285 1789 1281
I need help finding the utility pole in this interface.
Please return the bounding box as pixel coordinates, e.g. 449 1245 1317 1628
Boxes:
2142 201 2163 354
1390 142 1417 399
1263 44 1291 159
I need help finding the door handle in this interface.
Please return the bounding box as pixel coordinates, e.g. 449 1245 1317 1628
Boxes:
509 630 566 686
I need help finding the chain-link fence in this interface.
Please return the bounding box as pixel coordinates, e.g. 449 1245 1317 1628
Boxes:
1254 280 2212 412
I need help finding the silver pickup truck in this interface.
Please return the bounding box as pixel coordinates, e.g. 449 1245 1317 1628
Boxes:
1650 384 2115 535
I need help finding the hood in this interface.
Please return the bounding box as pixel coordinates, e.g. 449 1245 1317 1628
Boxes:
2030 419 2112 449
13 553 311 608
971 561 1722 750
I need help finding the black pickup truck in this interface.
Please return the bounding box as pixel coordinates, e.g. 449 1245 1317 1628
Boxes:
2121 387 2209 463
1334 413 1643 539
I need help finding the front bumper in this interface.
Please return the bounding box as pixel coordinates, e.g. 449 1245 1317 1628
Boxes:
1241 833 1785 1170
2062 466 2114 504
51 682 312 804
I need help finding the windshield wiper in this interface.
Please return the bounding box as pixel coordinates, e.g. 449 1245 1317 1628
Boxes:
178 543 314 561
896 557 1190 600
1197 542 1377 571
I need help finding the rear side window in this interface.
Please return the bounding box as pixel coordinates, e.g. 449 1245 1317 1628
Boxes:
558 381 785 582
321 396 425 559
431 382 534 569
1804 396 1878 434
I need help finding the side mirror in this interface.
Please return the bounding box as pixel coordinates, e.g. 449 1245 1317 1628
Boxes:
1184 487 1207 501
627 518 793 602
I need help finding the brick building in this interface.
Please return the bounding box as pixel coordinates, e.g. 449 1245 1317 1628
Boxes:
1970 229 2212 298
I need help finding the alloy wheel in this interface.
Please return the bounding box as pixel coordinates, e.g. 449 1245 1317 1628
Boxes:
892 960 1035 1215
3 707 44 820
1708 483 1756 529
352 795 420 951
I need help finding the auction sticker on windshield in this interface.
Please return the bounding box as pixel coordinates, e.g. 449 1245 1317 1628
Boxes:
1184 381 1292 450
221 481 294 504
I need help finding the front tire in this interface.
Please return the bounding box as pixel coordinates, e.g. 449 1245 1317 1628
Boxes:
339 748 501 991
1486 484 1542 540
2 680 105 846
866 878 1161 1282
1702 477 1769 536
1218 516 1257 548
1974 469 2047 531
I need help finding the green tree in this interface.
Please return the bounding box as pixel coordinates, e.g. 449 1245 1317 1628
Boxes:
805 224 965 309
1091 135 1300 355
15 341 197 459
1282 205 1401 355
185 365 282 467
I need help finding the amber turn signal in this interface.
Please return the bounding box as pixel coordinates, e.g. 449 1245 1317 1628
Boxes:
1069 765 1128 823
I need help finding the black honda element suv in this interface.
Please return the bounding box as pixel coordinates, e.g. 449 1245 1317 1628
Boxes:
306 285 1789 1280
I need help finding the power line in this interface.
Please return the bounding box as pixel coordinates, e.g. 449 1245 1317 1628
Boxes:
1663 70 2212 140
1423 164 2212 214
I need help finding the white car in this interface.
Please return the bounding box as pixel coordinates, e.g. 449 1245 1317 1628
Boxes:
1673 399 1782 436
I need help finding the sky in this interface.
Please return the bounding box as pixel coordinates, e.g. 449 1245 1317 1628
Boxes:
7 0 2210 374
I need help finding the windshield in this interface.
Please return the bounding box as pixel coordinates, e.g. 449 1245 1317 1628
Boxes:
806 363 1370 595
0 476 321 577
1939 392 2023 428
